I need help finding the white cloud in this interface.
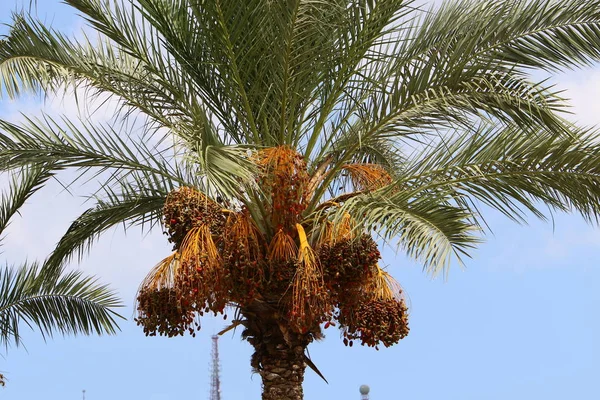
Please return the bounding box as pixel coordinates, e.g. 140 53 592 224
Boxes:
554 68 600 127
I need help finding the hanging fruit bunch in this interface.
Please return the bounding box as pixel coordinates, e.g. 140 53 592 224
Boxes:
319 233 381 292
257 147 333 332
136 189 232 336
265 228 298 293
135 146 410 348
162 186 225 249
288 223 332 333
134 253 199 337
176 223 230 314
135 287 197 337
336 268 410 349
222 210 265 304
342 163 393 191
256 146 309 232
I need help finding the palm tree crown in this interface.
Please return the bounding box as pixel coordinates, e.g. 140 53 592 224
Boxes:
2 0 600 398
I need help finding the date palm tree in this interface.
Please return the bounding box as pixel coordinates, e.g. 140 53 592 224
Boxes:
0 164 123 386
2 0 600 398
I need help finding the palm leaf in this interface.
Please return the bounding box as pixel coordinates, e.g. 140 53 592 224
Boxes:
45 184 168 272
0 13 191 130
0 261 123 348
401 122 600 225
0 164 55 239
311 188 479 277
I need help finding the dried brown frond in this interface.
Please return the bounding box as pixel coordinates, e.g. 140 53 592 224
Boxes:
342 163 392 191
290 224 331 333
269 228 298 262
139 252 179 291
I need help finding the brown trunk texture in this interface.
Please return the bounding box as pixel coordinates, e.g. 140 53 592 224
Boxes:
257 340 306 400
243 302 311 400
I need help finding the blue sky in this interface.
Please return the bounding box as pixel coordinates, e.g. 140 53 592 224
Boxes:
1 1 600 399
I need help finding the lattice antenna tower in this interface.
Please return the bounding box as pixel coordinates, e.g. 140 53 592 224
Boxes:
209 335 222 400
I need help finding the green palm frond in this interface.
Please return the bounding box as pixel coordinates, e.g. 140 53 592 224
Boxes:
300 0 413 153
0 164 54 239
325 44 569 159
0 165 124 349
0 261 123 348
312 187 479 277
0 10 198 130
467 0 600 71
401 123 600 225
0 115 190 184
45 179 170 271
394 0 600 74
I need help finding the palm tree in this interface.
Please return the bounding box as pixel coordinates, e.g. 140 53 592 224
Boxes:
0 164 123 386
2 0 600 398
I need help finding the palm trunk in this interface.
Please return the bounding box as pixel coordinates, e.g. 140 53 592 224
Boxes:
256 340 306 400
244 304 309 400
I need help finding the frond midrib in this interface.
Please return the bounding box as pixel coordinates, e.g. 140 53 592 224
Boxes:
0 292 119 314
472 20 600 63
403 162 600 194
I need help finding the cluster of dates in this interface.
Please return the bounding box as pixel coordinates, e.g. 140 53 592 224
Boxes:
135 287 197 337
162 186 225 248
135 149 411 348
258 147 309 232
136 259 230 337
222 212 265 305
136 188 231 336
339 298 409 349
319 234 380 292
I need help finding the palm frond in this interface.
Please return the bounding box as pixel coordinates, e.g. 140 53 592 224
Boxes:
302 0 414 155
465 0 600 72
0 261 123 348
401 122 600 224
183 144 258 201
392 0 600 75
45 183 168 272
0 164 54 239
0 13 194 130
312 188 480 277
0 115 188 185
345 66 568 148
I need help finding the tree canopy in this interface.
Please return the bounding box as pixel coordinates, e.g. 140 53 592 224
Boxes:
2 1 600 398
